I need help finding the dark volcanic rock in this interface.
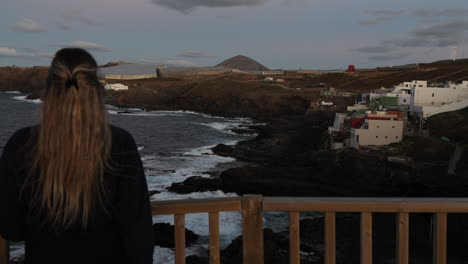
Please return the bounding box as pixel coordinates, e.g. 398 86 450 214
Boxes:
186 255 209 264
228 128 257 135
148 190 161 197
153 223 199 248
211 144 235 157
168 176 222 194
10 255 25 264
220 229 290 264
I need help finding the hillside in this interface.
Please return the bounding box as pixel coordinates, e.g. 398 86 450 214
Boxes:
216 55 270 71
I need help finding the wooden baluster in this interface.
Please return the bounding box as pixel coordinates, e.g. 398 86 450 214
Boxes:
289 211 300 264
433 213 447 264
325 212 336 264
396 213 409 264
241 195 264 264
209 212 220 264
0 235 8 264
361 212 372 264
175 214 186 264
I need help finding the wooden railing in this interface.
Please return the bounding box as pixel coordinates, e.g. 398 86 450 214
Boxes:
2 195 468 264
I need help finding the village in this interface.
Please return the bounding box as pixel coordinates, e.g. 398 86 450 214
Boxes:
326 80 468 150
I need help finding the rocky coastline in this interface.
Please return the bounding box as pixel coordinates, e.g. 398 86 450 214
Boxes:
3 68 468 263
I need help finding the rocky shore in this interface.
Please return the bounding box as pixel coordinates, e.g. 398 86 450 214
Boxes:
3 67 468 263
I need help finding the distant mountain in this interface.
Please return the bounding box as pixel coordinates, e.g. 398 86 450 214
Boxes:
216 55 270 71
426 58 468 66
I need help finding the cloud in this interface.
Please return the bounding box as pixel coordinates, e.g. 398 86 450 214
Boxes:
176 51 218 58
52 41 111 52
383 38 428 48
365 9 405 17
215 15 240 20
377 20 468 49
356 45 397 53
0 48 19 57
138 58 195 67
11 19 47 32
35 52 55 58
412 8 468 18
0 47 54 58
280 0 311 8
358 9 404 25
152 0 267 14
368 53 410 61
61 13 100 25
56 21 72 30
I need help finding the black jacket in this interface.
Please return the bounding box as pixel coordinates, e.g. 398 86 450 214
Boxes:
0 125 154 264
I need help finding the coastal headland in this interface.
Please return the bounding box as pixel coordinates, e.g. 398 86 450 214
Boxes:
2 58 468 263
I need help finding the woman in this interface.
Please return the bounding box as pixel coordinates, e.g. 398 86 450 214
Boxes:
0 48 154 263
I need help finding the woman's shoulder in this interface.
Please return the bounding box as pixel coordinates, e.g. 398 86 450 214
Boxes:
110 125 133 141
5 126 37 147
109 125 138 151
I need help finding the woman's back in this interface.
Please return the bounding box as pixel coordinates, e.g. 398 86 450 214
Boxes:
0 48 154 264
1 125 154 264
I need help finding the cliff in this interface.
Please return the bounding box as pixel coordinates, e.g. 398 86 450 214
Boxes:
0 66 48 94
105 78 310 120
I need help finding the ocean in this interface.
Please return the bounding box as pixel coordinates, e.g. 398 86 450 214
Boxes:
0 91 303 263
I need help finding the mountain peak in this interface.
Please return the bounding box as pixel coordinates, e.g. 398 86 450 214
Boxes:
216 55 270 71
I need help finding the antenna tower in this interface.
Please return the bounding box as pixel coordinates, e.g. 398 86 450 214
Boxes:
449 46 457 61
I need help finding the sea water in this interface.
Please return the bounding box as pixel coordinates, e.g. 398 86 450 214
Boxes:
1 92 312 263
0 92 256 262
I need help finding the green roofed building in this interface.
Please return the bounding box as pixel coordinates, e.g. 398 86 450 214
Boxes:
380 96 399 106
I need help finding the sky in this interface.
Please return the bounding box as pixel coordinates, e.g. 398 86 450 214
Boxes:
1 0 468 69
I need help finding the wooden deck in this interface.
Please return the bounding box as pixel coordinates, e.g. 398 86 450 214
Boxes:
3 195 468 264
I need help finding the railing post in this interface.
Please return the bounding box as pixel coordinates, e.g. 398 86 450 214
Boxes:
175 214 186 264
433 213 447 264
241 195 264 264
396 213 409 264
325 212 336 264
289 211 300 264
209 212 220 264
0 236 8 264
361 212 372 264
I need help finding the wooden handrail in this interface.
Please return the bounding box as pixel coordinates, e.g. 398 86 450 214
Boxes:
1 196 467 264
263 197 468 212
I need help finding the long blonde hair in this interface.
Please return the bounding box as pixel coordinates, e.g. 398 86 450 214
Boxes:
31 48 112 229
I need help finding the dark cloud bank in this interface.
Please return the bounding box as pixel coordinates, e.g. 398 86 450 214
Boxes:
152 0 267 13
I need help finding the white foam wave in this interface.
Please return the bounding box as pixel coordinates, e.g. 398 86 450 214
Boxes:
13 95 42 104
154 246 201 264
152 190 241 249
2 91 21 94
143 143 236 191
106 106 254 123
9 244 24 259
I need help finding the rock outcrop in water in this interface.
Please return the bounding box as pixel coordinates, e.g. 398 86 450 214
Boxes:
153 223 199 248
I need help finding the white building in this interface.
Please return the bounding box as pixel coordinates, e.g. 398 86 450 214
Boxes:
349 112 403 150
409 81 468 118
104 83 129 91
328 113 347 134
389 85 412 106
